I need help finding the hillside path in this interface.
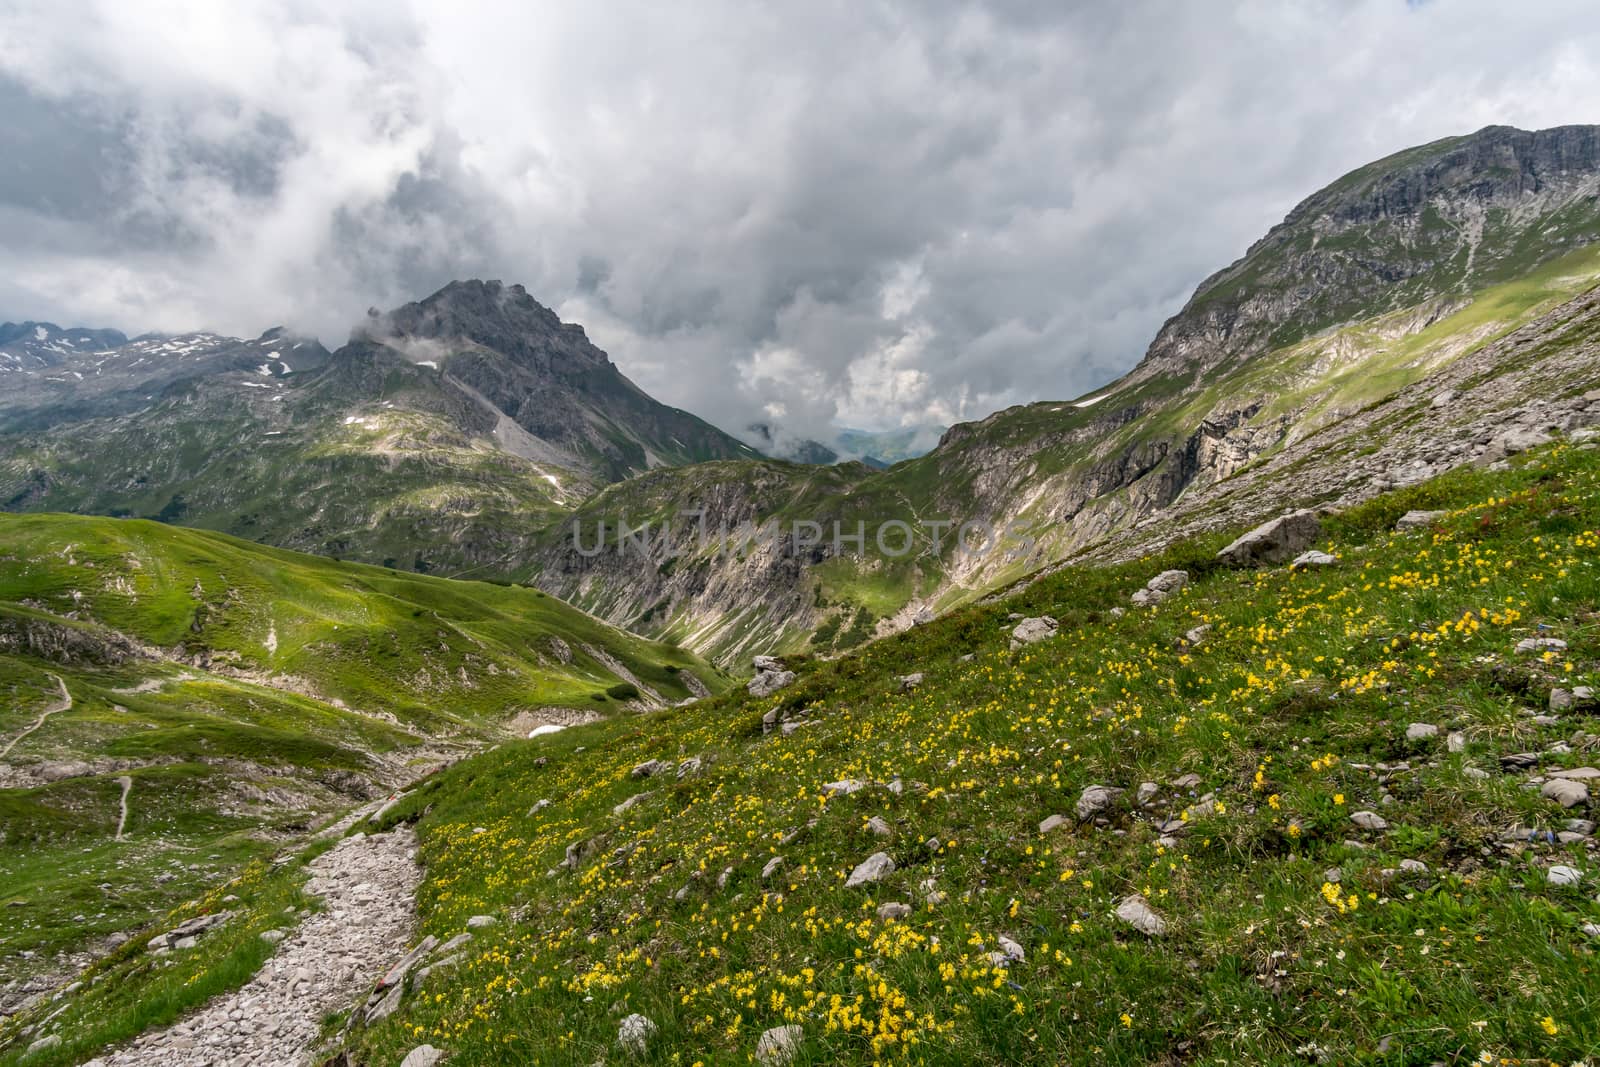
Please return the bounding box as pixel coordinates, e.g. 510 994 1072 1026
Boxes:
90 827 421 1067
113 776 133 841
0 674 70 759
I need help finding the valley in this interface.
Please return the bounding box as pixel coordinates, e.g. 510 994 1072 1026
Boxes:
0 514 723 1031
0 121 1598 1065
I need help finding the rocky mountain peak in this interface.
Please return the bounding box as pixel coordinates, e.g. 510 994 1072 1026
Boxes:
361 279 600 371
1135 123 1600 380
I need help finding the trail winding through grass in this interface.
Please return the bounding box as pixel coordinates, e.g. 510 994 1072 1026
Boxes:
93 827 421 1067
0 674 70 759
113 776 132 841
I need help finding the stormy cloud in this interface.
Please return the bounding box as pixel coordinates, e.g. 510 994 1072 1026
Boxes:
3 0 1599 440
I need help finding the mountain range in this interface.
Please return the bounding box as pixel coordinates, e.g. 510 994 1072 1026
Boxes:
4 124 1600 664
5 121 1600 1065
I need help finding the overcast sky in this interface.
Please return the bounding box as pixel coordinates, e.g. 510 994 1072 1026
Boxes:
2 1 1599 438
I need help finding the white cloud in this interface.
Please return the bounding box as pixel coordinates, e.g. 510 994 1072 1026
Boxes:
1 0 1599 435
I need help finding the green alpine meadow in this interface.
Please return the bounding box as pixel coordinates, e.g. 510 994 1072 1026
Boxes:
4 9 1600 1064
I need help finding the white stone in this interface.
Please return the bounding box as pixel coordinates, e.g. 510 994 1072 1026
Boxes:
1542 778 1590 808
756 1025 805 1067
1075 784 1124 819
1395 510 1447 531
846 851 896 887
1548 865 1584 887
1115 894 1167 936
618 1014 657 1057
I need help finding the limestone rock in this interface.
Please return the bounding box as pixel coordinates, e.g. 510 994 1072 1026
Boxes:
756 1025 805 1067
1548 865 1583 887
1010 616 1059 648
1217 510 1321 567
748 669 797 697
1395 510 1447 531
618 1013 657 1057
1542 778 1589 808
1132 570 1190 607
1075 784 1124 819
1115 894 1167 936
1350 810 1389 831
846 851 896 887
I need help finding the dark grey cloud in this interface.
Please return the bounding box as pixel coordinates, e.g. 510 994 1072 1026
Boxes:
2 0 1599 440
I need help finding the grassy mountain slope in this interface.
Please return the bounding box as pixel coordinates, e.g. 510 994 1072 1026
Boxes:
26 436 1595 1065
342 440 1600 1064
0 513 724 1022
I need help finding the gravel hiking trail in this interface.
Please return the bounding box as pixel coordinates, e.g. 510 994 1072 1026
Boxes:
89 827 421 1067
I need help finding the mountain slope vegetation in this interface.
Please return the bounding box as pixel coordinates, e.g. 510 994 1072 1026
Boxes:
15 435 1596 1065
0 513 723 1024
325 439 1600 1066
0 282 761 579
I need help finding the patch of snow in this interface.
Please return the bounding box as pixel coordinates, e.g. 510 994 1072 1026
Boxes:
239 381 271 389
528 724 566 738
1073 394 1107 408
33 325 48 340
416 360 437 369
